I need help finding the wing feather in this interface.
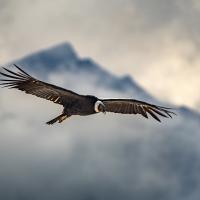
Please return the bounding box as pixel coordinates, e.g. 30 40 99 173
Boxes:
102 99 176 122
0 65 82 105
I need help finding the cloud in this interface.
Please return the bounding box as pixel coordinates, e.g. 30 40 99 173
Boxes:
0 69 200 199
1 3 200 197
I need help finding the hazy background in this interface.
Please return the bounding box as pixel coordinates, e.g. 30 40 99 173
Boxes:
0 0 200 110
0 1 200 200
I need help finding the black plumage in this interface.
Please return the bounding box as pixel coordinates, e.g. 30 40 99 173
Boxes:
0 65 176 125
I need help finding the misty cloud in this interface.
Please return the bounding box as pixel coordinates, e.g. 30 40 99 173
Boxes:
0 65 200 199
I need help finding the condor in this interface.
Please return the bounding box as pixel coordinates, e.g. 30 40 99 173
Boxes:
0 65 175 125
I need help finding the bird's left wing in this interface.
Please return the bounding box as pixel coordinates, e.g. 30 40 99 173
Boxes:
0 65 83 105
102 99 176 122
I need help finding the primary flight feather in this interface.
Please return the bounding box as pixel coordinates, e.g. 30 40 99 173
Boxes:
0 65 176 125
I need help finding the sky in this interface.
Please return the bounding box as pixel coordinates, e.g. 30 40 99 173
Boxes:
0 3 200 198
0 0 200 111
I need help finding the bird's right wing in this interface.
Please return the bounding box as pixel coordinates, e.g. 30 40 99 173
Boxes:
0 65 83 105
102 99 176 122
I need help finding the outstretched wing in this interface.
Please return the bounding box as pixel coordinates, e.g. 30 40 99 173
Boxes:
0 65 82 105
102 99 176 122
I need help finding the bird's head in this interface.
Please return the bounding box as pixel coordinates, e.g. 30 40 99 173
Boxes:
94 100 106 114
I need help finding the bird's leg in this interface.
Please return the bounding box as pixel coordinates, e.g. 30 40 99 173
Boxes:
46 113 70 125
58 115 70 123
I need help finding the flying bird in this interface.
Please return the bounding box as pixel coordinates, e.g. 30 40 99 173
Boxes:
0 65 175 125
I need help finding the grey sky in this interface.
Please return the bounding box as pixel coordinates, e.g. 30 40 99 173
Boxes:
0 0 200 110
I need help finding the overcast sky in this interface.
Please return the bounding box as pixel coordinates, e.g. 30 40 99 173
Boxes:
1 2 200 199
0 0 200 110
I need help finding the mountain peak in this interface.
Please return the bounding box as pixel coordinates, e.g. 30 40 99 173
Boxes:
45 42 77 59
15 42 78 72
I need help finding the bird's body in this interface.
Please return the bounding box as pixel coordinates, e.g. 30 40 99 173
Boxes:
63 95 97 116
0 65 176 125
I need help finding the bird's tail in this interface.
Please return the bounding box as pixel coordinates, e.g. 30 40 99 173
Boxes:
46 114 69 125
